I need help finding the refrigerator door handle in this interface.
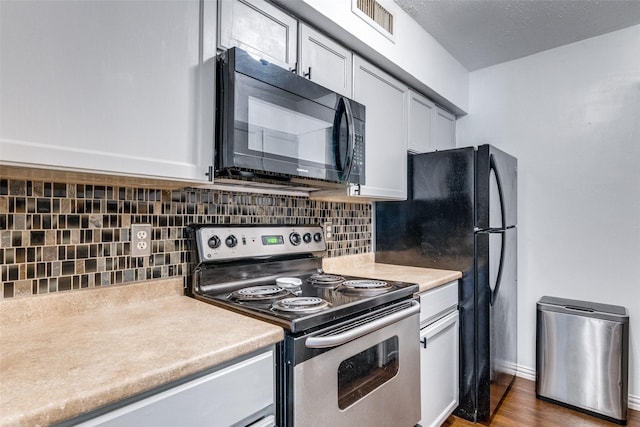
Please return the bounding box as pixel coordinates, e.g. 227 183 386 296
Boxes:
490 154 507 230
490 229 506 306
489 154 506 306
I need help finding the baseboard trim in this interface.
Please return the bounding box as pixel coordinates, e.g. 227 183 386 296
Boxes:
515 364 536 381
630 394 640 411
515 364 639 411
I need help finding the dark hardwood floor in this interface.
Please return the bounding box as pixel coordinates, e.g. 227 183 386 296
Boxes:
443 377 639 427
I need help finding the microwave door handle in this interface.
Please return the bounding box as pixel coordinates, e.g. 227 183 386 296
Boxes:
343 98 356 177
334 97 356 180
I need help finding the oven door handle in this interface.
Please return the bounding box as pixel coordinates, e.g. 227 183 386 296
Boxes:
304 300 420 349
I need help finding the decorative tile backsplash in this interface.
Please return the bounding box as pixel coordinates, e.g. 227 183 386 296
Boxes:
0 178 372 299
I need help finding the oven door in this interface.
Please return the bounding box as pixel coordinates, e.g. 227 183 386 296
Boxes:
289 300 420 427
217 48 364 184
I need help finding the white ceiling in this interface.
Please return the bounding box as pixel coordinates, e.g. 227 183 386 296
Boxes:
393 0 640 71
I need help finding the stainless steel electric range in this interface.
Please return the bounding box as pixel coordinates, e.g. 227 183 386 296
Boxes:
188 224 421 427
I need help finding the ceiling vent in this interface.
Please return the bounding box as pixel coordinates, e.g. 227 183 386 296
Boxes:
352 0 395 41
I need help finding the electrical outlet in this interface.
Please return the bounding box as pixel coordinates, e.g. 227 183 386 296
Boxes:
323 221 333 241
131 224 152 257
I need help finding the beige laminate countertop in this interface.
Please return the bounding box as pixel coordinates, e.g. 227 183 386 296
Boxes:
323 253 462 293
0 279 284 427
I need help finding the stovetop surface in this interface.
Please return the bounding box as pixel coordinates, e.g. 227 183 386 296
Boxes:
188 224 417 333
195 269 417 333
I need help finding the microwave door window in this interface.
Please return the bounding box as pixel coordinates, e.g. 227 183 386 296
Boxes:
234 74 341 180
248 96 329 157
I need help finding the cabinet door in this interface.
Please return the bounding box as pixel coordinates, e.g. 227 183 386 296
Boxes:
352 56 408 200
0 0 212 182
434 106 456 151
407 90 457 154
299 24 352 97
420 310 460 427
218 0 297 70
407 90 436 154
77 350 275 427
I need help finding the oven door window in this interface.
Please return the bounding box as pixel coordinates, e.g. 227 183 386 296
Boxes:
337 336 399 409
234 73 349 181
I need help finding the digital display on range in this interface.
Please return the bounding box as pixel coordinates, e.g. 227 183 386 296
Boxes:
262 235 284 245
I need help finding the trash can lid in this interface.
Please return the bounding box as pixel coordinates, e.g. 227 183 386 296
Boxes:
538 296 628 318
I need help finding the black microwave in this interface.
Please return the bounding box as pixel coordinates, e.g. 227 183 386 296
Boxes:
215 47 365 186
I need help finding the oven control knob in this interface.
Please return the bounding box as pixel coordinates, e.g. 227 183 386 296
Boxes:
313 232 323 243
207 235 221 249
303 232 312 244
225 235 238 248
289 232 301 246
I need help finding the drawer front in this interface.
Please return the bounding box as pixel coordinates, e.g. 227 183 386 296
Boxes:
419 280 458 325
78 349 275 427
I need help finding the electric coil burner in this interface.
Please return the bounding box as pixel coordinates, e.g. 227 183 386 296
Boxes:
339 279 393 295
272 297 329 313
187 225 421 427
231 285 290 302
307 273 345 287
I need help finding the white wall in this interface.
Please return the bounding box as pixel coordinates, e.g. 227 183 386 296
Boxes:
457 24 640 405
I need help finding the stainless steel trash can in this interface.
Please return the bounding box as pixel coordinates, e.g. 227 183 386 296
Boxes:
536 296 629 425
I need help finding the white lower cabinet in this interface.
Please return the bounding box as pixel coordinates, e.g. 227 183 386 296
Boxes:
419 281 459 427
75 349 275 427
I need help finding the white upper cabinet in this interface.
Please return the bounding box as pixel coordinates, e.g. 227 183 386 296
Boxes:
407 90 456 154
434 106 456 151
270 0 469 113
218 0 297 71
408 90 436 153
0 0 213 182
298 24 353 97
352 56 408 200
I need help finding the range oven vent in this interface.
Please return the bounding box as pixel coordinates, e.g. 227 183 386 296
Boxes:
353 0 395 38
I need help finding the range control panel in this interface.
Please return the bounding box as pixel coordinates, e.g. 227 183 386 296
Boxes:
195 225 326 261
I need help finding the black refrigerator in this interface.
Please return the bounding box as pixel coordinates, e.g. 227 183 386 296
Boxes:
375 144 517 423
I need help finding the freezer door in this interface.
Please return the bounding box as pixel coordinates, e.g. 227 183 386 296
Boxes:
375 148 475 271
475 227 517 421
476 145 517 230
